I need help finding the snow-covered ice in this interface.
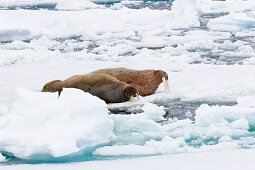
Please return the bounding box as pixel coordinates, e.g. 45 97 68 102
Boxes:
0 88 114 158
2 149 255 170
0 0 255 168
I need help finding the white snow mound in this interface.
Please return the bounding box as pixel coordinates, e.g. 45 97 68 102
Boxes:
0 88 115 158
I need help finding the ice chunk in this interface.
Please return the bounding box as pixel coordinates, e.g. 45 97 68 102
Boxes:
237 96 255 108
184 40 215 52
55 0 105 10
230 119 250 130
197 0 255 14
0 153 6 162
0 0 57 9
208 12 255 33
94 136 188 156
218 135 232 143
0 88 114 158
0 29 33 42
194 104 228 127
110 113 164 145
142 102 166 121
170 0 200 29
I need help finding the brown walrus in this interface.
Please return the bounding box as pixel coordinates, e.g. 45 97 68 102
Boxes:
90 67 170 96
41 74 139 103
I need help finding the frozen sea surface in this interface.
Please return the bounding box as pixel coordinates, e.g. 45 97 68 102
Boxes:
0 0 255 167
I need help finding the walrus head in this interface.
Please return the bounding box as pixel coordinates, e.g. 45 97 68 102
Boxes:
123 85 139 102
41 80 63 96
155 70 170 92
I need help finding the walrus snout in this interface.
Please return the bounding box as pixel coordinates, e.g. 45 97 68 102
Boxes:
123 85 139 101
156 70 168 80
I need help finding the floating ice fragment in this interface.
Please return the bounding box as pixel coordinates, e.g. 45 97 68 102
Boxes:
171 0 200 29
0 153 6 162
93 136 188 156
230 119 250 130
142 102 166 121
0 29 33 42
218 135 232 143
55 0 105 10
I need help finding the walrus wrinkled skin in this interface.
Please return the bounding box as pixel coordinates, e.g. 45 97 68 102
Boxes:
41 74 139 103
90 67 170 96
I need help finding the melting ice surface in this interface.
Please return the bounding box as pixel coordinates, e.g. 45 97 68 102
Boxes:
0 0 255 165
1 88 255 164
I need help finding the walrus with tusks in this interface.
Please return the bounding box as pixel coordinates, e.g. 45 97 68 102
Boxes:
90 67 170 96
41 74 139 103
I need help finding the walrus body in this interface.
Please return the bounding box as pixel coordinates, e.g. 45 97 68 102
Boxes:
90 67 169 96
41 74 138 103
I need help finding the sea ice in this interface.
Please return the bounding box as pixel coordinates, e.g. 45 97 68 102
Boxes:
0 88 115 158
55 0 105 10
208 12 255 33
93 136 188 156
141 102 165 121
94 94 255 157
0 153 6 162
0 0 255 166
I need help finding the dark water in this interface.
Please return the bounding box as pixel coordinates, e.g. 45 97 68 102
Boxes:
0 0 173 10
0 3 57 10
109 100 238 122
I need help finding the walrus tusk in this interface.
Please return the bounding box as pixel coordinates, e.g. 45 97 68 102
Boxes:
162 77 167 92
166 79 170 92
136 93 139 100
131 96 134 102
162 77 170 93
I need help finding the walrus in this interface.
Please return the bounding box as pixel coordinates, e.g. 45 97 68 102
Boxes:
41 74 139 103
90 67 170 96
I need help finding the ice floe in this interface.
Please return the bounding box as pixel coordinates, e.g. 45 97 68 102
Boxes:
2 86 254 159
0 88 114 158
55 0 105 10
95 95 255 156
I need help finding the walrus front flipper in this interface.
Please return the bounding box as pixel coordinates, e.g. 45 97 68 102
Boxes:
57 89 63 97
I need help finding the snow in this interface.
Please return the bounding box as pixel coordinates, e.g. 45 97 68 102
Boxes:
207 12 255 33
93 94 255 157
94 136 187 156
141 102 165 121
0 88 114 158
0 0 255 168
2 149 255 170
55 0 105 10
